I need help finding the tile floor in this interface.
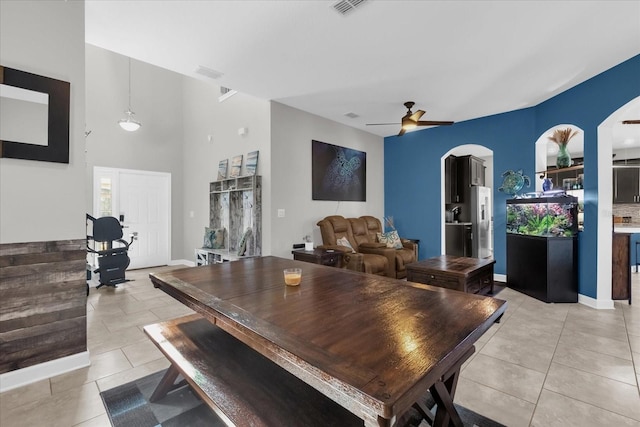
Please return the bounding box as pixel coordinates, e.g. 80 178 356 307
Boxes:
1 266 639 427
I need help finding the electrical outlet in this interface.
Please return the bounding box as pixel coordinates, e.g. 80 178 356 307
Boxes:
277 209 285 218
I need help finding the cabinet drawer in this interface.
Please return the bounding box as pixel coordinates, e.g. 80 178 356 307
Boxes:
407 270 461 291
321 254 341 267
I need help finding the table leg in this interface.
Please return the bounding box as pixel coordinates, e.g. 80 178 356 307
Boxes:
376 416 392 427
430 377 463 427
428 346 475 427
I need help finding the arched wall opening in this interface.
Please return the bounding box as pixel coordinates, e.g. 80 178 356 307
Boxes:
596 95 640 307
440 144 494 258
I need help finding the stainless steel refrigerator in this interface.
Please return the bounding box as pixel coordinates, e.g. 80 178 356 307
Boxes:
471 186 493 258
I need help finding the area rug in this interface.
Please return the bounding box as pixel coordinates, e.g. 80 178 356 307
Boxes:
101 369 505 427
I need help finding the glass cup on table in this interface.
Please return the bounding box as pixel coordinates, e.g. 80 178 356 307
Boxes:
283 268 302 286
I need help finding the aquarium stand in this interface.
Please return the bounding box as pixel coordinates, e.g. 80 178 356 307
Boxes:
505 195 579 303
506 234 578 303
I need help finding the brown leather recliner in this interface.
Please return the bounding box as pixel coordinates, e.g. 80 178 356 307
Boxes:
359 216 417 279
316 215 394 277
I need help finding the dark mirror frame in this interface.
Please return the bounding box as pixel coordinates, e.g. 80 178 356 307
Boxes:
0 65 70 163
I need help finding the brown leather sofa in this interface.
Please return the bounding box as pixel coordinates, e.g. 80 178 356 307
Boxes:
316 215 394 277
359 216 417 279
317 215 417 279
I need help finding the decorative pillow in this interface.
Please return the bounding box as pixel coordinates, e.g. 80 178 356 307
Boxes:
237 227 252 256
336 236 355 253
377 230 403 249
203 227 225 249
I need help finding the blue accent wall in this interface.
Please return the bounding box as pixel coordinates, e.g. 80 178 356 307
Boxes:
384 54 640 298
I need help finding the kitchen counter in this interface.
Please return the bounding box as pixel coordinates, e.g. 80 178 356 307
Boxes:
445 222 473 225
614 224 640 233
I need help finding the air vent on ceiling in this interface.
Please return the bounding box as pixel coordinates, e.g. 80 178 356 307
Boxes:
332 0 368 15
344 112 359 119
195 65 223 80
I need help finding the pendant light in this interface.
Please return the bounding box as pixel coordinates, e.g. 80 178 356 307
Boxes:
118 57 141 132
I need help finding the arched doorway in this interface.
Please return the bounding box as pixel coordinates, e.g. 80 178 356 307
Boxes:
596 96 640 306
440 145 494 258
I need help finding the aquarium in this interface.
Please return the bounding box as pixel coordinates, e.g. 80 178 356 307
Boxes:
506 196 578 237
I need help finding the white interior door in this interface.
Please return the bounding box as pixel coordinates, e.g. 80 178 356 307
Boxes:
93 167 171 269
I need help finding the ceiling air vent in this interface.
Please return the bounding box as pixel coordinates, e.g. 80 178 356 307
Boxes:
195 65 223 80
332 0 368 15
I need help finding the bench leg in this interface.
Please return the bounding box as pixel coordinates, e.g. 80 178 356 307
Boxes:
149 364 183 402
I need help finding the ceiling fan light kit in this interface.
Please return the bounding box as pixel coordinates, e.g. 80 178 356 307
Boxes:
401 119 417 130
367 101 454 136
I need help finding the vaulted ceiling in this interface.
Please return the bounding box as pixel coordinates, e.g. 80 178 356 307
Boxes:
86 1 640 139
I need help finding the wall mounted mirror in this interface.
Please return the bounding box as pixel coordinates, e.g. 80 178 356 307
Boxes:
0 66 70 163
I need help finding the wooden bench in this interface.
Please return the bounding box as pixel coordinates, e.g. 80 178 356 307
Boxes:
143 314 363 427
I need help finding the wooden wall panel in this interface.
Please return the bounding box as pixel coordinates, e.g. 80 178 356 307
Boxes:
0 239 87 374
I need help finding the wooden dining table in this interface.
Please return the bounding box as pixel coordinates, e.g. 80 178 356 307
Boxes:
149 256 506 427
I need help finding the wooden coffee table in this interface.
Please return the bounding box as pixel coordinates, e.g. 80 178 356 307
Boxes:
406 255 495 295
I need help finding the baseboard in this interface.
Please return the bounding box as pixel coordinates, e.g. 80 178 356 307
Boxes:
169 259 195 267
495 275 615 309
0 351 91 393
578 294 615 310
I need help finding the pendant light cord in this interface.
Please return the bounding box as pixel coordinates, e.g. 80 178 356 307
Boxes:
128 57 132 111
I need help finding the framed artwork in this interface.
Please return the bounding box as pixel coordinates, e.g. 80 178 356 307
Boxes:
217 159 228 180
312 140 366 201
0 65 70 163
246 150 259 176
230 154 243 177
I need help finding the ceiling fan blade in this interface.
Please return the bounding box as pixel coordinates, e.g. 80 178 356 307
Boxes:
416 120 455 126
409 110 425 122
365 123 400 126
398 128 406 137
623 120 640 124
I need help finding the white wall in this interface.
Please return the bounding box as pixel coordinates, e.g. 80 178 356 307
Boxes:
85 48 382 262
0 1 85 243
85 45 185 258
270 102 384 258
181 78 271 260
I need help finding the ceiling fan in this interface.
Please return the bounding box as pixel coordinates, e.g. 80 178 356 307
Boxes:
366 101 454 136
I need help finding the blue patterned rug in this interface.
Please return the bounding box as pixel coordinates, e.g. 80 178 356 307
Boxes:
100 369 505 427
